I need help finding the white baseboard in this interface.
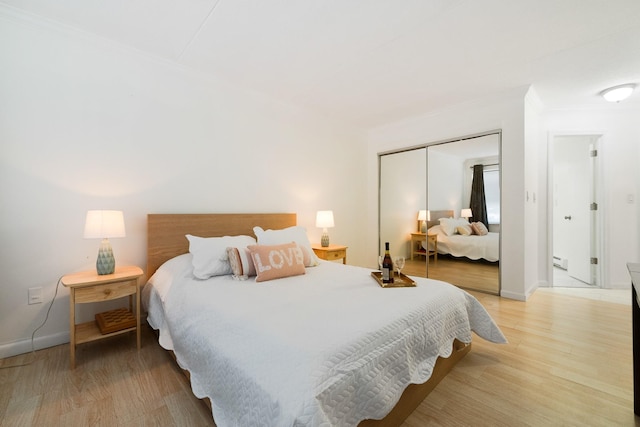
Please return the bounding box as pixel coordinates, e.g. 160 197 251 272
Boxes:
500 289 527 301
608 281 631 290
0 331 69 359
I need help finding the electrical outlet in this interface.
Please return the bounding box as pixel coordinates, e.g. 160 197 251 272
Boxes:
28 287 43 305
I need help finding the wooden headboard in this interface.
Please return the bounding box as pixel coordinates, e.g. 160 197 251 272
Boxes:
147 213 297 277
427 210 454 229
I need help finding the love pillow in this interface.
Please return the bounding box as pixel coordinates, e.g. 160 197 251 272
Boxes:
247 242 306 282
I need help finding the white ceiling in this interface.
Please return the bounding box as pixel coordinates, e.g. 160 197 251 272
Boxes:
4 0 640 129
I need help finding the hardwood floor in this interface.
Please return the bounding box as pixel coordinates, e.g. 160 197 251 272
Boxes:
0 328 213 426
1 289 636 426
404 256 500 295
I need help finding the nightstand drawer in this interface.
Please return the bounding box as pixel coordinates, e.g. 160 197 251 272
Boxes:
311 244 348 264
324 249 346 261
74 279 137 303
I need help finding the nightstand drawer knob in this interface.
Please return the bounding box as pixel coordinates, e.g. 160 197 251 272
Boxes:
104 289 112 296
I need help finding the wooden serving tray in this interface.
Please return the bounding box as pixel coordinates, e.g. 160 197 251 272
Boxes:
371 271 416 288
95 308 136 334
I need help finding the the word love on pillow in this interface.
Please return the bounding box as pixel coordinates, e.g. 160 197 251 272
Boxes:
248 242 306 282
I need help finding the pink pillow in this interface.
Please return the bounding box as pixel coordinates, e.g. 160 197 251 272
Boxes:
226 247 256 280
248 243 306 282
471 222 489 236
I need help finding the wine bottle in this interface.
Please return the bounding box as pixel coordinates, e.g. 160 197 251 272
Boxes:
382 242 394 283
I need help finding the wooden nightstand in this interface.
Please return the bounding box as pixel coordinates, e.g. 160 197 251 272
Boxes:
311 244 348 264
61 265 143 368
410 232 437 262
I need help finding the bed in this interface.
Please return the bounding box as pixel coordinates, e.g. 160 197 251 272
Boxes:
423 210 499 263
143 213 506 426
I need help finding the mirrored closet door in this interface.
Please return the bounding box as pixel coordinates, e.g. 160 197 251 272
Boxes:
379 147 427 276
379 132 501 295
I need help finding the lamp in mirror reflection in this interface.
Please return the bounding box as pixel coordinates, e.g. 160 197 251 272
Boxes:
316 210 334 247
418 210 430 232
84 210 126 275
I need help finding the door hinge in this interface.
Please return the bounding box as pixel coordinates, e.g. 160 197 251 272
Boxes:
590 202 598 211
590 257 598 265
590 149 598 157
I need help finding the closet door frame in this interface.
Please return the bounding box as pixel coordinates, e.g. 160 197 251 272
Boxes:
378 130 502 293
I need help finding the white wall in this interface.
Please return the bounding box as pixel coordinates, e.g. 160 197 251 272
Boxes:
0 10 367 357
428 150 464 215
367 88 531 300
523 89 544 296
542 108 640 288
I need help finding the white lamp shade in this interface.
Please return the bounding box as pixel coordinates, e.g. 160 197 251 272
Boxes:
315 210 335 228
418 210 431 221
461 208 473 219
84 210 126 239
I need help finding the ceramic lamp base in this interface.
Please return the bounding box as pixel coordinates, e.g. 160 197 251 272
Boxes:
96 238 116 275
321 231 330 247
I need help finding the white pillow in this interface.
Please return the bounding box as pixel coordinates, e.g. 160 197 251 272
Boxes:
253 225 319 267
438 218 457 236
186 234 257 279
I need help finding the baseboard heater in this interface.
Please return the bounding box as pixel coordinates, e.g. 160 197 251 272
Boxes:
553 256 568 270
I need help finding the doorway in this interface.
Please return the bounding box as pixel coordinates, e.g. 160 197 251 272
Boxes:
551 134 601 288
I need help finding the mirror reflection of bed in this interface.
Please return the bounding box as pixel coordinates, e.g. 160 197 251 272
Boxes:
379 132 500 295
404 210 499 295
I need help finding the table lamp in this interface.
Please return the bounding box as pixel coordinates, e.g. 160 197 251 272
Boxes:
316 210 334 247
418 210 430 232
461 208 473 222
84 210 126 275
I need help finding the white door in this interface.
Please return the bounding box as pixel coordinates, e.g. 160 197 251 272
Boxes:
553 135 598 286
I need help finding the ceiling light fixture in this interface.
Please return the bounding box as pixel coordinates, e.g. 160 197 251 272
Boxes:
600 83 636 103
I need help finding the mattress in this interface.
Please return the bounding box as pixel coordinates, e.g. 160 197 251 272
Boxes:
143 255 506 426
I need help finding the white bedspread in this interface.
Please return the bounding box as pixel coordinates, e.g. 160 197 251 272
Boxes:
144 257 506 427
424 226 500 262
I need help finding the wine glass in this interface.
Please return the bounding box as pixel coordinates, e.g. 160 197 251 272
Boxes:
395 256 405 278
378 255 383 271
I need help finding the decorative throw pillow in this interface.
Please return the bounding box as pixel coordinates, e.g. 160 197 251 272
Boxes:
253 226 319 267
470 222 489 236
247 243 306 282
457 224 472 236
186 234 256 279
226 247 256 280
